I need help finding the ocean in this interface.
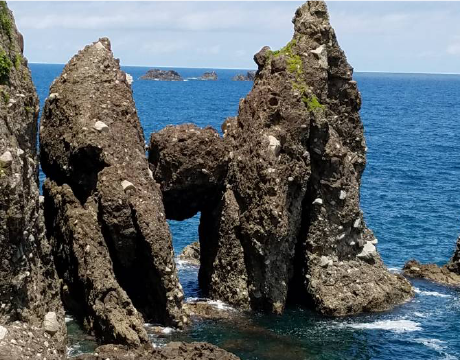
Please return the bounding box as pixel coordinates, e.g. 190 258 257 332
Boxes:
31 64 460 360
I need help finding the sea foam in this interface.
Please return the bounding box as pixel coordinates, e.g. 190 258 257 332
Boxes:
343 319 422 332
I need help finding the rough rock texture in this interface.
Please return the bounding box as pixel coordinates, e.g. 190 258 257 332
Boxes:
232 71 256 81
178 241 200 266
140 69 183 81
149 124 227 221
0 321 62 360
200 71 218 81
0 2 65 355
403 260 460 286
73 342 240 360
199 1 413 315
40 38 186 346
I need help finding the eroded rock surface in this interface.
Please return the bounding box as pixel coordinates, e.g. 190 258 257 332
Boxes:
40 38 186 346
232 71 256 81
149 124 227 220
403 260 460 286
73 342 240 360
199 1 413 315
200 71 218 81
0 2 65 356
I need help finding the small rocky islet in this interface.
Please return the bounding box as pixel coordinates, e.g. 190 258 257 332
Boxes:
1 1 460 359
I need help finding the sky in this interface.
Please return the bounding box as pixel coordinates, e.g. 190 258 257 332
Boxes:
7 1 460 74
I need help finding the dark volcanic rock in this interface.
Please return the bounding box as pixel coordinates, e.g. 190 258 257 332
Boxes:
149 124 227 220
232 71 256 81
179 241 200 266
40 38 186 346
73 342 240 360
403 234 460 286
140 69 183 81
198 1 413 315
0 2 65 355
403 260 460 286
200 71 218 81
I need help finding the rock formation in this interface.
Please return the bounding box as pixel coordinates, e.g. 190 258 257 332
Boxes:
179 241 200 266
232 71 256 81
73 342 240 360
0 2 65 356
149 1 413 316
149 124 227 221
200 71 218 81
403 235 460 285
40 38 187 346
140 69 183 81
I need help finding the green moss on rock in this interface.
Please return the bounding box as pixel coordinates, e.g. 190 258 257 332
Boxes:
0 50 12 83
0 2 12 40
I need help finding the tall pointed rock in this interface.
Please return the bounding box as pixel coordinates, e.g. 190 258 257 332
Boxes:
40 38 186 346
199 1 413 315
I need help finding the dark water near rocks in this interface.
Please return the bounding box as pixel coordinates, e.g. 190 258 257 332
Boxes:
31 64 460 359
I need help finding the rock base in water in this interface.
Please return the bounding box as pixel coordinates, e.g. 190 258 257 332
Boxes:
73 342 240 360
403 260 460 286
140 69 183 81
179 241 200 266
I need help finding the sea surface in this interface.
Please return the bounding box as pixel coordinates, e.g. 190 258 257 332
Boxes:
31 64 460 360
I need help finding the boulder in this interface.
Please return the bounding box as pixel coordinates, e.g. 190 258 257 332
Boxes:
179 241 200 266
40 38 186 346
198 1 413 315
0 1 65 354
140 69 183 81
200 71 218 81
149 124 227 220
73 342 240 360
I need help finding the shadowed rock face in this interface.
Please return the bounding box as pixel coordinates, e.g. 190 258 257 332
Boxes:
0 2 65 354
40 38 187 346
149 1 413 316
149 124 227 220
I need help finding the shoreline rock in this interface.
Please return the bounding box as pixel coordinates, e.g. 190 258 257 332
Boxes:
39 38 186 346
403 260 460 286
179 241 201 266
0 2 66 356
140 69 183 81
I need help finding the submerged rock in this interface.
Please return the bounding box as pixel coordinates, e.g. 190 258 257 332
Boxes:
40 38 186 346
198 1 413 315
73 342 240 360
200 71 218 80
0 2 65 355
232 71 256 81
179 241 200 266
140 69 183 81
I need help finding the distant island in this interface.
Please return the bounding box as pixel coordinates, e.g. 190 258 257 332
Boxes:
140 69 183 81
232 71 256 81
200 71 218 80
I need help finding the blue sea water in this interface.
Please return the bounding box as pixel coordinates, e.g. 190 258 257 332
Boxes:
30 64 460 360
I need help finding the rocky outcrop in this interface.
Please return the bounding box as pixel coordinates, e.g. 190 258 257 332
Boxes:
74 342 240 360
0 2 65 355
40 38 187 346
200 71 218 81
151 1 412 316
403 234 460 286
232 71 256 81
149 124 227 221
179 241 200 266
140 69 183 81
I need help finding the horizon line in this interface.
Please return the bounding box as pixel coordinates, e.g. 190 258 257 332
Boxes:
28 62 460 76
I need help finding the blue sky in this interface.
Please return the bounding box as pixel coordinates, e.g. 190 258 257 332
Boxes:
8 1 460 74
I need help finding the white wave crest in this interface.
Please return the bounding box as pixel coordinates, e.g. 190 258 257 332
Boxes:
414 288 452 298
414 338 447 352
343 319 422 333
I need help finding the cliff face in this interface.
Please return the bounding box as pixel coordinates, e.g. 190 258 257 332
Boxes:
150 1 413 316
0 1 65 353
40 38 186 346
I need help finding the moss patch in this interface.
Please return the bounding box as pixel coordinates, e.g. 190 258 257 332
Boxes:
303 95 324 112
14 53 21 70
0 50 12 83
0 2 12 40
